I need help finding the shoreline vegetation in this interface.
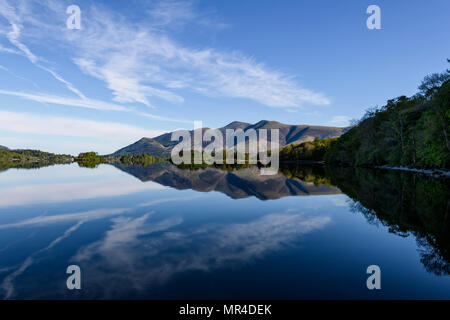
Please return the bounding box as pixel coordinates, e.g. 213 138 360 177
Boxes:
325 64 450 170
75 152 166 168
282 63 450 174
0 148 73 170
0 64 448 176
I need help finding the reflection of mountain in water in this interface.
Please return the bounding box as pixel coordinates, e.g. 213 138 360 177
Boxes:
112 163 341 200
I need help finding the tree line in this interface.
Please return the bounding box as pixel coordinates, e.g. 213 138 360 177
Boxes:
282 62 450 169
0 149 73 170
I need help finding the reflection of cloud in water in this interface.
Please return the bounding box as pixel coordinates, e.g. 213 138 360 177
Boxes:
0 221 84 299
72 211 331 297
0 196 199 230
0 196 199 298
0 179 167 208
0 208 129 230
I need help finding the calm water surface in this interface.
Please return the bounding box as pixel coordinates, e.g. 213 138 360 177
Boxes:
0 163 448 299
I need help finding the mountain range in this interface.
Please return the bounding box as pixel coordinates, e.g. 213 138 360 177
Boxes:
112 120 347 157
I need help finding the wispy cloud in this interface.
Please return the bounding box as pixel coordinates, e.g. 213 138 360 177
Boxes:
69 9 330 108
0 90 192 123
146 0 227 30
0 65 39 88
74 56 184 106
0 0 330 109
0 1 86 99
0 110 166 141
0 43 19 54
147 0 198 27
0 90 129 111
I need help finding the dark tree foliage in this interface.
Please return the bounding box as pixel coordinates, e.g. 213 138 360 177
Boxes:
419 72 450 97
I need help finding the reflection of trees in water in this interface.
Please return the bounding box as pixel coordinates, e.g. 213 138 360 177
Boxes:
325 166 450 276
348 201 383 228
417 237 450 276
279 164 334 187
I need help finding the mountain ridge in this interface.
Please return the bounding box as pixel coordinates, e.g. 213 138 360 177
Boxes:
111 120 348 157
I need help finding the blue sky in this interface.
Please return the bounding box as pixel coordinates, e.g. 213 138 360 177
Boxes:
0 0 449 154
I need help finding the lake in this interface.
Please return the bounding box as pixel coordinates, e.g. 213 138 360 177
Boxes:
0 163 449 299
